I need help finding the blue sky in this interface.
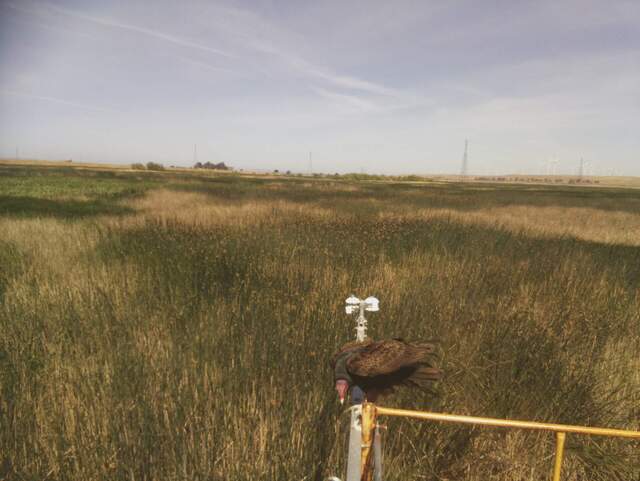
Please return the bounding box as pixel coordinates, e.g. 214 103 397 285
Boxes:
1 0 639 175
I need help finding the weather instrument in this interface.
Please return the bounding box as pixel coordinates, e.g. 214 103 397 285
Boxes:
345 295 379 342
341 295 382 481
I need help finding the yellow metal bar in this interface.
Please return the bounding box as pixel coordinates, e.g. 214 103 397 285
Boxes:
552 432 566 481
375 406 640 439
360 403 377 481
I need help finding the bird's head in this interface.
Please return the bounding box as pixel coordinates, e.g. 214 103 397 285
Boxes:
333 350 355 405
335 379 349 405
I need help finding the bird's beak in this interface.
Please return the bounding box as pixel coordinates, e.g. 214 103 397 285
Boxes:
336 380 349 405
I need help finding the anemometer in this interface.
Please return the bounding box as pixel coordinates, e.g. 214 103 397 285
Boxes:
345 295 379 342
338 295 382 481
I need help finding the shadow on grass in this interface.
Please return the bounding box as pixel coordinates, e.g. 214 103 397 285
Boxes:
166 176 640 216
0 195 135 219
4 164 639 216
97 212 640 301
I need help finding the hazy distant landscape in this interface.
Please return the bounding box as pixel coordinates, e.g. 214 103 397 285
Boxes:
1 161 638 480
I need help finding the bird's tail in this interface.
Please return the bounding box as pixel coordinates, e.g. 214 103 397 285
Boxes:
412 364 443 382
402 364 443 396
404 335 442 373
403 340 442 384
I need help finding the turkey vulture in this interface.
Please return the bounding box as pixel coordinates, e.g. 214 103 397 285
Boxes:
331 338 442 404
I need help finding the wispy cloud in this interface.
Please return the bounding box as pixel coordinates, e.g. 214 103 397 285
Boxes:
6 1 234 59
310 87 380 113
233 19 427 114
8 0 412 107
245 37 405 98
192 4 409 100
1 89 121 114
305 67 401 97
1 5 98 41
178 57 243 77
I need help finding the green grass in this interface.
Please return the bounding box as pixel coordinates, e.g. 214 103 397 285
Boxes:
0 165 160 218
0 165 158 197
0 165 639 480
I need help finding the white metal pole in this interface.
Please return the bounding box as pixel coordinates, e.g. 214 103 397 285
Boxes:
355 301 367 342
346 299 368 481
346 405 362 481
373 426 383 481
344 296 383 481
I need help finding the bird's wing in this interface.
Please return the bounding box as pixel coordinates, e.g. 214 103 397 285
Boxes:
330 339 373 368
346 339 434 377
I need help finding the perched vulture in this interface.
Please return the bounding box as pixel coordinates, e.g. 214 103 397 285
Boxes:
331 338 442 404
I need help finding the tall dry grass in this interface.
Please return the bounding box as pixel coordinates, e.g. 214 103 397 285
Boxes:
1 168 639 480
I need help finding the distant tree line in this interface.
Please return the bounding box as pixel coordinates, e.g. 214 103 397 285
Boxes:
131 162 165 171
193 161 230 171
130 161 232 171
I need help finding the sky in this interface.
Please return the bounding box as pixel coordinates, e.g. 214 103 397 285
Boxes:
1 0 639 175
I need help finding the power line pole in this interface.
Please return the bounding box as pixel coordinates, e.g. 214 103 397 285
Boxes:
309 151 313 175
579 157 584 178
193 144 198 165
460 139 468 180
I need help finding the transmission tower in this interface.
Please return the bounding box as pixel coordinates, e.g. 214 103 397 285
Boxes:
578 157 584 178
460 139 468 179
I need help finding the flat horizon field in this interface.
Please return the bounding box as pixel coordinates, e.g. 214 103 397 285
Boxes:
1 163 639 481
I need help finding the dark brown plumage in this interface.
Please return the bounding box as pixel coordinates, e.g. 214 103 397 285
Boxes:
331 338 442 403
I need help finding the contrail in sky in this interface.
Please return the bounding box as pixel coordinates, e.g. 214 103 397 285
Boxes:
6 1 235 59
1 89 122 114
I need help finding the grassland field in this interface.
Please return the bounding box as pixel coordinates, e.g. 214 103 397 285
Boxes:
0 162 639 481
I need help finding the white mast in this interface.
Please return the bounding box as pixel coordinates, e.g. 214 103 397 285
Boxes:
343 295 381 481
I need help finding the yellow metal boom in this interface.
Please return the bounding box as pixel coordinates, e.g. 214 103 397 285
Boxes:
359 403 639 481
374 406 640 438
